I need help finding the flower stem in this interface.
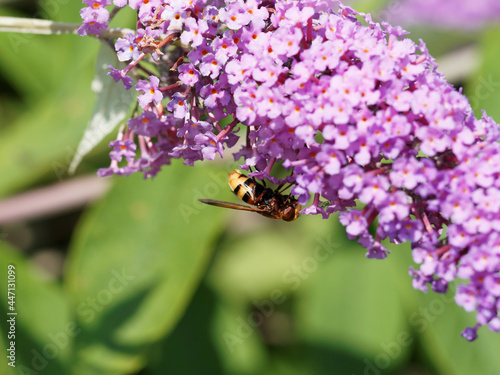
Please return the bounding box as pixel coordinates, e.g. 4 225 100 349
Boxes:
217 119 239 142
0 16 133 38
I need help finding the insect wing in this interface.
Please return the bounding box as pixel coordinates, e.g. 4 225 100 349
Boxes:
198 199 267 213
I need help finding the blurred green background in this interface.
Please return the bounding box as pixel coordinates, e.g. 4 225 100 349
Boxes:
1 0 500 374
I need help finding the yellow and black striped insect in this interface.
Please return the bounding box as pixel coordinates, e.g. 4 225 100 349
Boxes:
199 169 301 222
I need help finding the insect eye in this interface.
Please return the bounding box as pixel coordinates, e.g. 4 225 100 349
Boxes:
282 206 296 222
285 203 301 221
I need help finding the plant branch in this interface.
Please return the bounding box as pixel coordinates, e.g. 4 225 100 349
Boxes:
0 16 134 38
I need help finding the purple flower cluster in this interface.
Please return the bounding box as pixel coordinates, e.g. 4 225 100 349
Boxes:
79 0 500 341
392 0 500 30
78 0 112 36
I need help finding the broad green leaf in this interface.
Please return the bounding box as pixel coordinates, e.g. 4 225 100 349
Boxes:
206 214 341 374
0 4 105 196
207 214 337 302
0 242 69 374
211 300 270 375
0 83 96 197
143 284 233 375
416 281 500 375
65 162 226 374
145 281 276 375
69 44 136 174
294 240 413 374
0 2 95 100
466 26 500 122
0 38 100 196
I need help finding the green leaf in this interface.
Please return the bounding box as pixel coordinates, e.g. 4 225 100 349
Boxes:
64 162 227 374
205 214 343 374
0 36 99 196
465 26 500 121
0 3 108 196
143 284 229 375
207 214 337 302
0 242 69 374
294 241 413 374
0 83 96 197
0 3 96 100
416 281 500 375
69 44 136 174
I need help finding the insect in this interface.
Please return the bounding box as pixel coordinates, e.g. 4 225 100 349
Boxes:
199 169 301 222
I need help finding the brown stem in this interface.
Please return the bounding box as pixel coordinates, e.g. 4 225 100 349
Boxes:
436 244 451 257
421 211 434 234
217 119 239 142
159 82 182 92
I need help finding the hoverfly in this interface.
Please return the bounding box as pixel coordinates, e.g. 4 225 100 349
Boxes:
199 169 301 222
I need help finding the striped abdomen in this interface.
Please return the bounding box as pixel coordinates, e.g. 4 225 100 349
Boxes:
228 169 267 206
